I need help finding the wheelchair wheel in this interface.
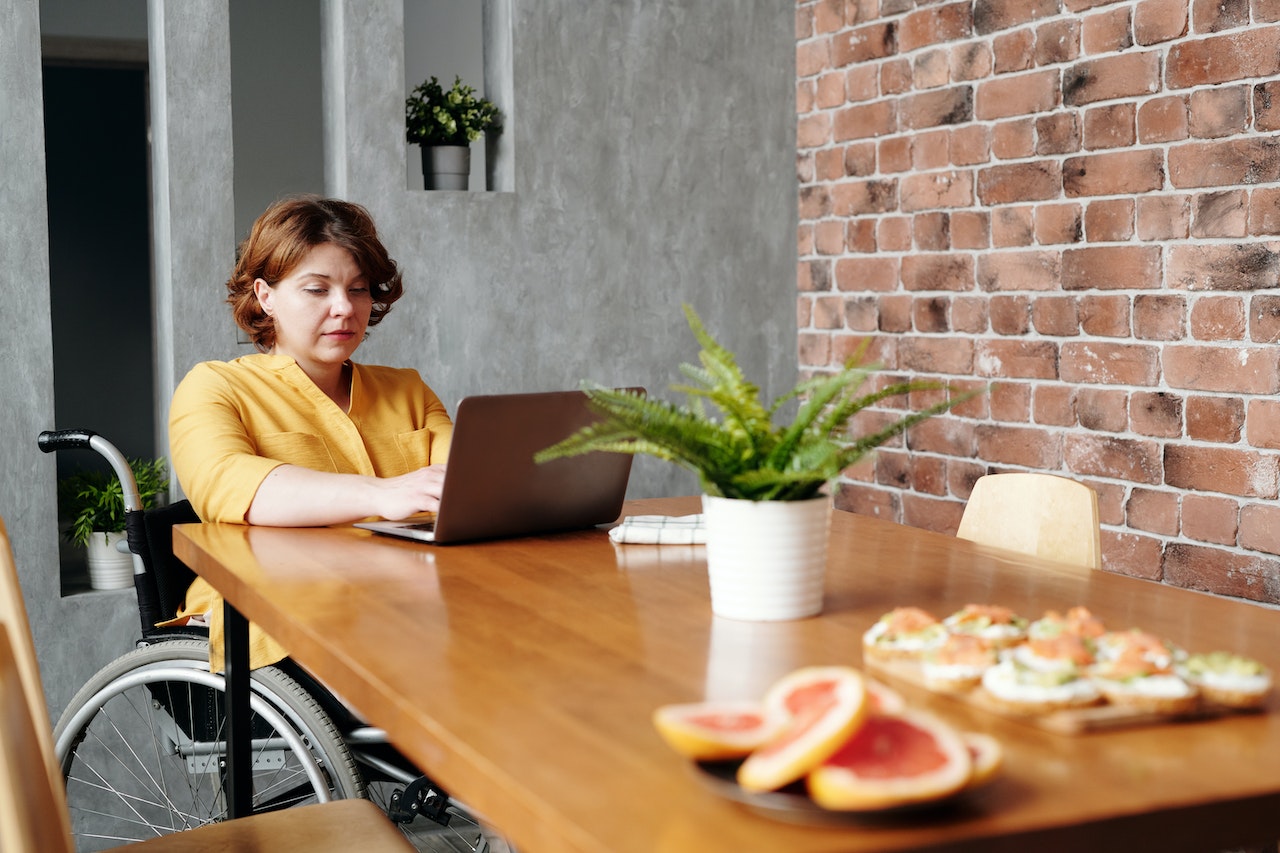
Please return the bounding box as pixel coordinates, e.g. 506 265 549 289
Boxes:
53 638 363 851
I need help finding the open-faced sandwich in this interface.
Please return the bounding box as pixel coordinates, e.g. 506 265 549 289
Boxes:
921 632 999 692
943 604 1029 648
1177 652 1273 710
862 606 948 663
980 654 1102 714
1089 640 1200 715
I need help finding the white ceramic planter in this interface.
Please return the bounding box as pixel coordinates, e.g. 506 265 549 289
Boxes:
701 495 832 621
421 144 471 190
86 531 134 590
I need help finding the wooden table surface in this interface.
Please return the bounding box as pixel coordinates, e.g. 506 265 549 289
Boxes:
174 497 1280 853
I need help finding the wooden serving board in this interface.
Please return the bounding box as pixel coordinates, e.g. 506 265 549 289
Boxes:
864 657 1230 735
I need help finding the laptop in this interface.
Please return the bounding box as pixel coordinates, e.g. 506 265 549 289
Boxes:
355 389 638 544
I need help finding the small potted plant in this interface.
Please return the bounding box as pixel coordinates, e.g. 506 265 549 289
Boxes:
405 74 502 191
536 305 978 622
57 457 169 590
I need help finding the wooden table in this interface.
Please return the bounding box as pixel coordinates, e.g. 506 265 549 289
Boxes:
174 497 1280 853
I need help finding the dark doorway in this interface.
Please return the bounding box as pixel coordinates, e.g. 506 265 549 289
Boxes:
42 62 155 478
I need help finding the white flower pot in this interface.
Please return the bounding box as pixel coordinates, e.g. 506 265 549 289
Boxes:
421 144 471 190
701 495 832 621
85 531 134 590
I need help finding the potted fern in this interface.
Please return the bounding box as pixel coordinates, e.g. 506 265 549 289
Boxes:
405 74 502 190
57 457 169 590
536 305 975 621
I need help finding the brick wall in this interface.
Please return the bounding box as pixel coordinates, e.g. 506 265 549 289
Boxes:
796 0 1280 605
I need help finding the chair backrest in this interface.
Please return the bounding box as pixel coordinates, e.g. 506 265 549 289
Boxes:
0 520 75 853
127 499 201 634
955 473 1102 570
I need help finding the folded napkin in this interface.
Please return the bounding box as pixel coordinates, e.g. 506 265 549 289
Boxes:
609 514 707 544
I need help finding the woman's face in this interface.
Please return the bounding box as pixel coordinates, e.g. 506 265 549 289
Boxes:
254 242 372 372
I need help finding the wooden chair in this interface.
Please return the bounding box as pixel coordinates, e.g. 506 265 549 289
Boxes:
0 518 415 853
955 473 1102 570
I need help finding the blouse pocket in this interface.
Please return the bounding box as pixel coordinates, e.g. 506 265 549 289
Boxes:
393 427 434 472
255 432 340 472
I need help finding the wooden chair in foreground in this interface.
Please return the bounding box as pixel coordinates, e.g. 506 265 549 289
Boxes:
0 518 415 853
955 473 1102 570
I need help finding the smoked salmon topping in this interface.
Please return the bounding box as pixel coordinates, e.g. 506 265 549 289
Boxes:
1027 633 1095 667
884 607 940 635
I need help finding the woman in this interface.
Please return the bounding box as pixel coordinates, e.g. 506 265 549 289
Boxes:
166 195 452 669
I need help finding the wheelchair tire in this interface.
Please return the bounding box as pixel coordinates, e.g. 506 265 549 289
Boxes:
53 638 363 851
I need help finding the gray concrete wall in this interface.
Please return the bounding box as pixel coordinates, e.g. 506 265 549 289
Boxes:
6 0 796 719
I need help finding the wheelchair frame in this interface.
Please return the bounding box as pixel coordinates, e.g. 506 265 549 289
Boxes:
40 429 492 852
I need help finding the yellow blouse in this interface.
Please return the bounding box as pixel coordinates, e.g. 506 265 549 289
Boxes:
166 353 452 670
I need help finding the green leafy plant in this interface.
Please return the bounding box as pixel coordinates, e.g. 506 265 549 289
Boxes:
405 75 502 146
57 458 169 548
536 306 979 502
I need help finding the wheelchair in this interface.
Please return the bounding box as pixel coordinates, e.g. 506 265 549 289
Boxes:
40 429 500 853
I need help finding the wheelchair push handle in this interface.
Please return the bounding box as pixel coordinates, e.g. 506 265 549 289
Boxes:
38 428 145 515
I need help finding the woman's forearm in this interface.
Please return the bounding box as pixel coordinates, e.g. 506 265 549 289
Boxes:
245 464 446 526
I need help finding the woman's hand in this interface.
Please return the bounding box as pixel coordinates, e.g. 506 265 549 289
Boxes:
245 464 448 527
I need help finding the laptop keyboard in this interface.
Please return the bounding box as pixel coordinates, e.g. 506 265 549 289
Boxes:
403 520 437 532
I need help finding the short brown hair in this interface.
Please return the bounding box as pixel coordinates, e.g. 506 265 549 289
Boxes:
228 195 405 350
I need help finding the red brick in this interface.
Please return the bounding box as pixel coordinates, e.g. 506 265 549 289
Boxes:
810 0 843 34
951 42 994 81
1083 103 1136 149
798 112 831 149
901 254 976 292
989 294 1031 335
846 65 880 102
1191 190 1248 239
1164 543 1280 603
991 118 1036 159
974 70 1060 120
947 459 989 499
878 217 912 251
1064 434 1163 483
1034 203 1083 245
1135 0 1189 44
1082 6 1134 55
975 424 1062 468
1164 444 1280 498
976 161 1062 204
1168 243 1280 291
951 211 990 249
975 339 1059 379
991 207 1035 247
950 125 991 165
1032 295 1080 336
1165 345 1280 393
1060 341 1161 385
836 256 899 292
1246 398 1280 449
849 219 878 252
989 381 1032 422
1077 387 1128 431
1170 138 1280 188
1035 19 1081 65
833 21 899 66
1034 384 1077 426
800 332 832 367
1192 0 1250 33
902 492 966 534
976 250 1060 291
875 448 910 488
1130 390 1184 437
901 170 975 211
844 141 877 176
799 259 832 293
1064 149 1164 196
913 213 950 252
845 296 879 331
1036 111 1082 155
1078 294 1131 337
973 0 1063 34
1136 195 1191 240
1248 187 1280 236
878 294 913 332
1181 493 1239 544
951 295 989 332
1063 53 1161 106
834 101 897 141
797 38 829 78
832 179 899 215
902 87 975 131
1189 295 1246 340
1084 199 1135 242
1167 29 1280 88
814 220 845 255
879 137 912 173
899 336 975 374
834 482 901 520
1189 85 1250 139
834 335 897 369
912 130 950 171
1127 488 1179 535
1255 81 1280 131
907 415 976 456
1258 0 1280 23
1187 395 1245 443
812 295 845 329
1137 95 1190 143
1062 246 1162 290
798 296 814 329
815 71 848 110
1102 531 1165 581
1250 295 1280 343
800 185 832 220
880 58 914 95
1239 503 1280 555
899 3 974 52
992 29 1035 74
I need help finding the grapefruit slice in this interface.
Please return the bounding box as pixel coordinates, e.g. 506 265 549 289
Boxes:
961 731 1003 789
866 678 906 714
652 700 784 761
807 708 972 811
736 666 868 793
